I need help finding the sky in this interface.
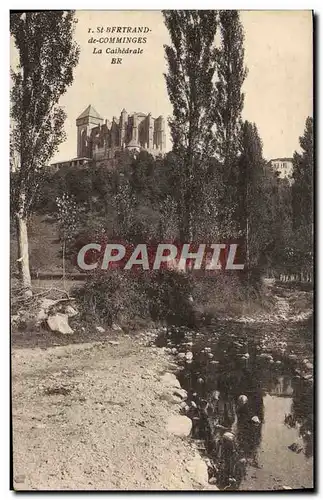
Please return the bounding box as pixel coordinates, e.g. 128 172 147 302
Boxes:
11 10 313 163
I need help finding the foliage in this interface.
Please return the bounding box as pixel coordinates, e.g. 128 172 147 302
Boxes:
163 10 218 240
10 11 79 217
291 117 314 274
73 269 195 328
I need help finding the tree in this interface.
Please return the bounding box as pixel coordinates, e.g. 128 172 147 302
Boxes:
237 121 267 268
163 10 218 241
292 117 313 230
213 10 247 234
10 11 79 296
291 116 314 277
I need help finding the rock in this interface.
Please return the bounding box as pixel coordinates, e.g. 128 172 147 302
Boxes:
251 416 261 425
161 392 182 404
305 362 314 371
160 372 181 389
197 377 204 384
108 340 119 346
288 442 303 454
166 415 192 437
11 315 19 324
237 395 248 406
186 359 193 365
210 360 220 365
207 353 214 359
282 486 292 490
171 348 178 355
65 305 78 317
185 351 193 361
177 352 186 360
47 313 73 335
242 353 250 359
204 347 212 353
173 388 188 400
223 431 235 442
208 476 218 485
259 353 273 360
112 323 122 331
185 456 208 485
36 298 57 322
96 326 105 333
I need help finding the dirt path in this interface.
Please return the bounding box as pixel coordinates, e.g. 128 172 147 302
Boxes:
12 333 216 491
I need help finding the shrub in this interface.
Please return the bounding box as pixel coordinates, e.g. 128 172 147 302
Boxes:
73 268 195 328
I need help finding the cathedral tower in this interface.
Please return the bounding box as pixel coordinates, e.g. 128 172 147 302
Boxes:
76 105 103 157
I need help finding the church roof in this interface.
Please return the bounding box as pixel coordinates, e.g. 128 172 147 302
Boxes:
77 105 103 121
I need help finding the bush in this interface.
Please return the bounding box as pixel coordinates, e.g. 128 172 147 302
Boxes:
148 269 195 327
73 268 195 328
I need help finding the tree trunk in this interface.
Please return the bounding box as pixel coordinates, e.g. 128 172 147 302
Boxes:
15 213 32 297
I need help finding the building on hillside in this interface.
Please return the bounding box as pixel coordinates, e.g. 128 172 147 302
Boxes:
76 105 166 160
50 105 166 171
270 157 293 181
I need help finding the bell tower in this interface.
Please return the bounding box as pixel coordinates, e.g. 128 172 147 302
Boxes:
76 105 103 158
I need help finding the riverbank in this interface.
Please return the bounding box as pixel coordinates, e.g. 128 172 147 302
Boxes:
162 282 314 491
12 331 217 491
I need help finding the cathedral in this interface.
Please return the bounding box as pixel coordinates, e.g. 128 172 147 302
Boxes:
50 104 166 171
77 105 166 160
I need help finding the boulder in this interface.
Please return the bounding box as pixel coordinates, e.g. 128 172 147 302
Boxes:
161 392 182 404
96 326 105 333
185 351 193 361
177 352 186 360
65 305 78 317
237 395 248 406
160 372 181 389
47 313 73 335
36 298 57 322
166 415 192 437
185 456 209 485
173 388 188 400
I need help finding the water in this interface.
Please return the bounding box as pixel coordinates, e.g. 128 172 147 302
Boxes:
161 319 314 491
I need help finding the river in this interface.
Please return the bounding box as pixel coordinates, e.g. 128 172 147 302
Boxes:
159 285 314 491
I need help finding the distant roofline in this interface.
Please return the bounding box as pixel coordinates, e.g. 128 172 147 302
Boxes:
50 157 91 166
270 157 293 163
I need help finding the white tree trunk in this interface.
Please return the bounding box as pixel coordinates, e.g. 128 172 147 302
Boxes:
15 213 32 297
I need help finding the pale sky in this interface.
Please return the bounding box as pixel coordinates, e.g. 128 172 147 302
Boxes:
11 10 313 163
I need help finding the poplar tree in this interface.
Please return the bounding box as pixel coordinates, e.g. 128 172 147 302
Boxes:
292 117 313 230
10 11 79 296
238 121 267 268
213 10 247 234
163 10 218 241
291 116 314 275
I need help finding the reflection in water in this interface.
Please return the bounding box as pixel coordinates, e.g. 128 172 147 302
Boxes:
284 376 313 458
171 322 313 490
